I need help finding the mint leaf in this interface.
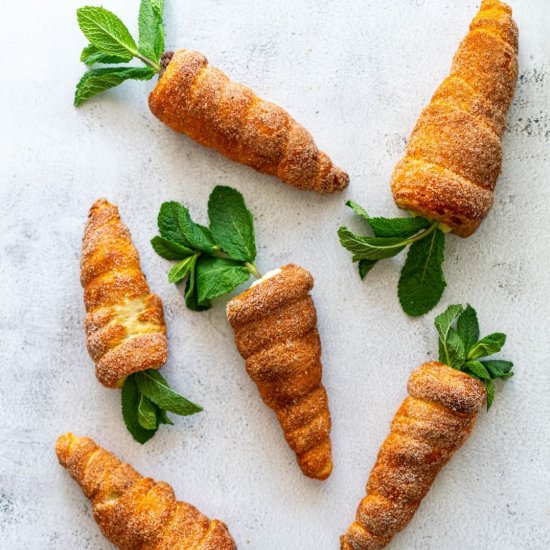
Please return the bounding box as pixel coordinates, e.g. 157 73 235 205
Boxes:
168 254 196 284
195 257 250 304
121 375 157 443
435 304 463 363
157 202 216 253
367 216 431 238
80 43 127 65
77 7 137 60
398 228 446 316
138 0 165 62
137 393 158 430
447 330 466 369
74 66 155 106
208 186 256 262
358 259 377 279
485 379 495 410
457 304 480 352
467 333 507 360
184 255 211 311
338 227 407 261
481 360 514 379
135 370 203 416
345 200 370 223
155 406 174 425
151 235 193 260
465 360 491 380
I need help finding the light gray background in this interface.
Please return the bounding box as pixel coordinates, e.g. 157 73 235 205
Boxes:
1 0 549 548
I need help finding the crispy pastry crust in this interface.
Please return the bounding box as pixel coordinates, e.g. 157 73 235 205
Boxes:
148 49 349 193
226 264 333 479
341 362 486 549
391 0 518 237
56 433 236 549
81 199 168 388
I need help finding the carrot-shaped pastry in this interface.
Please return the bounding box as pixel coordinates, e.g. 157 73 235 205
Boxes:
339 0 518 316
226 265 332 480
150 186 333 479
82 198 201 443
341 304 514 549
56 433 236 549
72 1 348 193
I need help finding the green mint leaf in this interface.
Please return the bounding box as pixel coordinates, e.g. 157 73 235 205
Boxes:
467 333 507 360
367 216 431 238
76 7 137 60
195 257 250 304
338 227 407 261
398 228 446 316
80 43 127 65
121 375 157 443
138 0 165 62
151 235 193 260
157 202 216 253
485 379 495 410
155 406 174 425
457 304 480 352
74 66 155 106
447 329 466 370
358 259 377 279
345 199 370 223
208 186 256 262
481 360 514 379
168 254 197 284
434 304 463 363
465 360 492 381
137 393 158 430
184 255 211 311
135 370 203 416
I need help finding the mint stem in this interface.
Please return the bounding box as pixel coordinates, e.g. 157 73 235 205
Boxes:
245 262 261 279
133 50 161 73
405 221 439 245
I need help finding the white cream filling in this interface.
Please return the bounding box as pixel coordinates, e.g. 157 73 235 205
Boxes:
251 267 282 287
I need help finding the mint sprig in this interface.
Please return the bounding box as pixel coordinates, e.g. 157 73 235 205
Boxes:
151 186 261 311
434 304 514 410
338 199 445 316
122 369 202 443
74 1 166 106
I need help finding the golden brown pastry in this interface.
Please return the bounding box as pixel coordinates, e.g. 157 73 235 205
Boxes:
391 0 518 237
341 362 486 550
226 264 332 480
149 50 349 193
56 433 236 549
81 199 168 388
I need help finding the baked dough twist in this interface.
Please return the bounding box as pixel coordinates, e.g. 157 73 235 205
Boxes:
341 362 486 550
81 199 168 388
149 49 349 193
226 264 333 480
391 0 518 237
56 433 236 549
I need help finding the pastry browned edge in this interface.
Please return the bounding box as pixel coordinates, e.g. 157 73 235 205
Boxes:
149 50 349 193
391 0 518 237
226 264 333 480
56 433 237 549
341 362 486 550
81 199 168 388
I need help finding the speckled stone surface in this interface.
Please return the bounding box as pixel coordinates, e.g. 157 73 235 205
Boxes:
1 1 549 548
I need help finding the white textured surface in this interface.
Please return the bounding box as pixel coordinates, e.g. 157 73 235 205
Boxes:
1 0 549 548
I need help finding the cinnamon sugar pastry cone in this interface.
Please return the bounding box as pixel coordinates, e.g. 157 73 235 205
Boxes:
341 362 486 550
56 433 236 549
81 199 168 388
226 264 333 480
391 0 518 237
149 50 349 193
